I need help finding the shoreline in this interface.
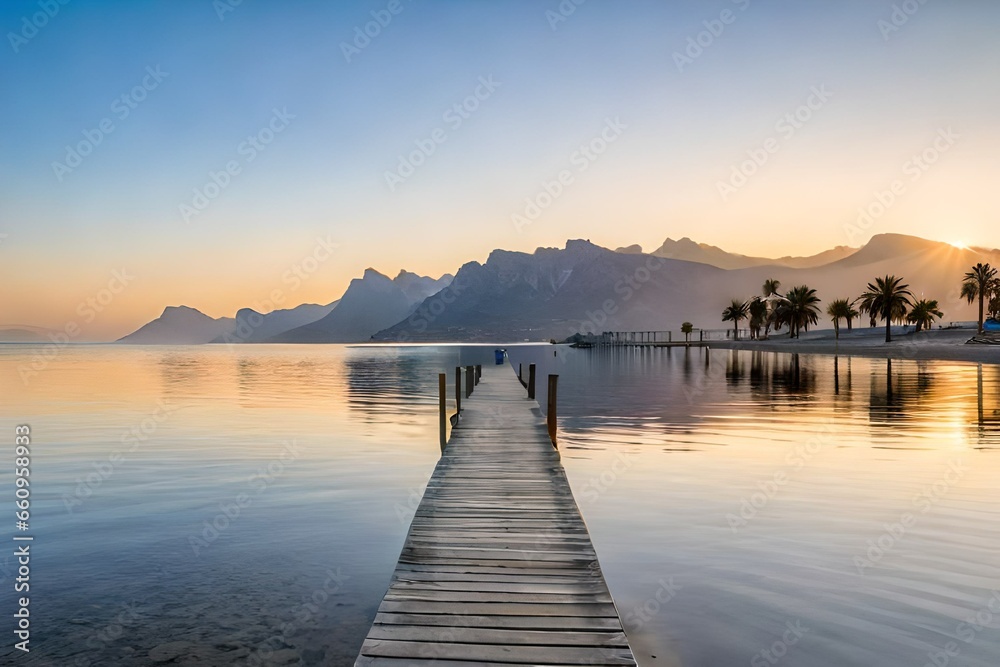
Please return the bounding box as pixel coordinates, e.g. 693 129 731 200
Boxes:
708 328 1000 364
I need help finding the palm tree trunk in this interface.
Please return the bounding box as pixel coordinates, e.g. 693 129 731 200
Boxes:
834 320 840 339
885 315 891 343
847 318 853 332
734 320 739 340
980 292 985 334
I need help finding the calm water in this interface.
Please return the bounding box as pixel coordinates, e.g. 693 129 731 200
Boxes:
1 344 998 666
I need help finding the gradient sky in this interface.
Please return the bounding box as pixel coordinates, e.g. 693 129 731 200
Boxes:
2 0 999 340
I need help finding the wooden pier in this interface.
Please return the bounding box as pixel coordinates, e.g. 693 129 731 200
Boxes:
355 365 636 666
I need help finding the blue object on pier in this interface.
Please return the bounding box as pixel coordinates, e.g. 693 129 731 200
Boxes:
984 318 1000 332
495 349 506 365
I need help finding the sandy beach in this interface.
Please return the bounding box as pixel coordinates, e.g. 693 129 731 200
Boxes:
711 326 1000 364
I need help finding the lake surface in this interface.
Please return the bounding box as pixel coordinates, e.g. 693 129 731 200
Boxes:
1 344 998 666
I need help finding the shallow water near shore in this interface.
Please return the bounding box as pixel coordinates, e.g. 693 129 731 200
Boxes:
1 344 998 666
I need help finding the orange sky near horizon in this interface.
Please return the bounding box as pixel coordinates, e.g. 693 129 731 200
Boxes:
4 2 1000 341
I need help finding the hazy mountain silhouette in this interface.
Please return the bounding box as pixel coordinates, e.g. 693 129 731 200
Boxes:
372 234 995 341
373 239 728 342
118 306 236 344
0 328 48 343
210 301 339 344
614 244 644 254
647 237 858 270
115 234 996 344
269 269 452 343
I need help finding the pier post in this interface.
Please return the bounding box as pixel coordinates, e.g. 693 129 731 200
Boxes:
528 364 536 400
475 364 481 385
547 374 559 446
466 366 474 398
518 363 523 384
438 373 447 451
455 366 462 413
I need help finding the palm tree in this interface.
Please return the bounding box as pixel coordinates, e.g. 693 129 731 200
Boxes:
826 298 853 339
748 298 768 340
775 286 821 338
721 299 749 340
961 263 999 333
681 321 694 344
907 299 944 332
855 275 913 343
845 305 859 331
762 279 782 337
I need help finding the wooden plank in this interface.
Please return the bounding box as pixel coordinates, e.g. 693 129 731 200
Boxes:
372 612 625 631
359 640 635 665
354 368 636 665
366 625 630 646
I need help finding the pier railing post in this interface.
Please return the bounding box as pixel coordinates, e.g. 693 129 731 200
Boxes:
438 373 447 451
455 366 462 413
475 364 481 385
528 364 536 400
518 363 523 384
547 374 558 446
465 366 474 398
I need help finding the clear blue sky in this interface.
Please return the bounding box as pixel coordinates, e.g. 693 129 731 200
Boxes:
2 0 999 338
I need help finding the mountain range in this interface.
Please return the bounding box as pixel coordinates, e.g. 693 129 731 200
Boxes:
4 234 995 344
621 237 859 270
115 269 452 345
374 234 998 341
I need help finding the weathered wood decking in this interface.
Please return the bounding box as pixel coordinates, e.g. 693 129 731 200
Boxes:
355 366 636 666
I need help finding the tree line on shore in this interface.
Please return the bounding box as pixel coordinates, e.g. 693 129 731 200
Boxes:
720 262 1000 343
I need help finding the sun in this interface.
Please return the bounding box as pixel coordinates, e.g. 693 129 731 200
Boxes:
949 241 969 250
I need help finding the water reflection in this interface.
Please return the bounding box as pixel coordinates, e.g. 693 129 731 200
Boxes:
525 346 1000 667
977 364 1000 444
4 343 1000 667
520 346 1000 454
